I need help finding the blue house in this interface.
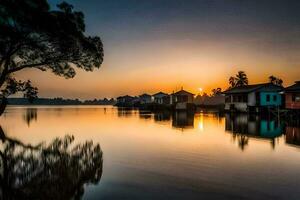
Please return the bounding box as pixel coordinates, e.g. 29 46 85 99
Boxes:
223 83 283 112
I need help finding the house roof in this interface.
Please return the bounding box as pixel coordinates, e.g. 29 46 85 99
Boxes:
173 89 194 96
117 95 134 99
153 92 169 97
139 93 151 98
223 83 283 94
285 81 300 92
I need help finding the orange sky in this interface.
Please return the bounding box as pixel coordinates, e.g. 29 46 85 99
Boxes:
14 0 300 99
15 38 300 99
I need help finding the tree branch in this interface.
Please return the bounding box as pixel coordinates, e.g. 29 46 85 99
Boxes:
7 62 50 74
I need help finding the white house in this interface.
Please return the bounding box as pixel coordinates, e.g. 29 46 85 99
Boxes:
153 92 170 104
171 89 195 110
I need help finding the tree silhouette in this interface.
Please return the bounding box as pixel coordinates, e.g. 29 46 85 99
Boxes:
0 127 103 200
229 76 236 88
211 87 222 96
229 71 248 88
269 75 283 86
0 0 104 114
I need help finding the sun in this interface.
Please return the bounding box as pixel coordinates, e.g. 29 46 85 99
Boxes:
198 87 203 92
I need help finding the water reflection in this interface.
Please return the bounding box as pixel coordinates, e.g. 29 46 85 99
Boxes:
225 114 283 150
117 107 135 117
154 111 171 122
139 110 152 120
172 111 194 130
0 126 103 200
285 126 300 148
23 108 37 126
118 108 197 131
2 106 300 199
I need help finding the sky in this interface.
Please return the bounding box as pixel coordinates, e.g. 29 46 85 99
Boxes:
16 0 300 99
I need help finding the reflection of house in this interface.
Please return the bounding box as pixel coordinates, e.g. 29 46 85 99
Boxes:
285 126 300 147
225 114 283 139
171 89 195 110
139 94 152 104
117 107 134 117
154 111 171 122
172 111 194 129
284 81 300 110
223 83 282 112
153 92 170 104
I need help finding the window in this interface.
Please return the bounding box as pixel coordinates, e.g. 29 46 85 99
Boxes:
293 94 300 102
273 95 277 101
243 95 248 102
225 96 231 103
238 95 242 102
233 95 238 102
267 122 271 131
266 94 270 102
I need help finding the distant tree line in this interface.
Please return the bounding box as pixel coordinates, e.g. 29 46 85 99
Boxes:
7 97 116 105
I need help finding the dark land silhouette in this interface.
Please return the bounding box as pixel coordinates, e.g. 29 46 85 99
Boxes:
7 97 116 106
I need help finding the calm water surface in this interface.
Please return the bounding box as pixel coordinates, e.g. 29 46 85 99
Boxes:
1 105 300 200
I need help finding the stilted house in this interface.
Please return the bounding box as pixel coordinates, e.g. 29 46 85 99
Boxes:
139 93 152 104
116 95 135 106
284 81 300 110
153 92 170 104
223 83 283 112
171 89 195 110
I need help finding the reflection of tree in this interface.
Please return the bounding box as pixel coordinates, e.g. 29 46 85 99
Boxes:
237 134 249 151
0 127 103 200
23 108 37 126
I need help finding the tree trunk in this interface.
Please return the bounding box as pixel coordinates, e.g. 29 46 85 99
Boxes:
0 97 7 116
0 59 8 116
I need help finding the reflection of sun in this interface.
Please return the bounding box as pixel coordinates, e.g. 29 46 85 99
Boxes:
198 113 204 131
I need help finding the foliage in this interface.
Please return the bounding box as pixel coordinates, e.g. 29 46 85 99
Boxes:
229 71 248 88
0 0 104 113
211 87 222 96
0 127 103 200
269 75 283 86
1 77 38 101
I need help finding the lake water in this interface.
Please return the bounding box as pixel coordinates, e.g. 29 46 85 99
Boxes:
1 105 300 200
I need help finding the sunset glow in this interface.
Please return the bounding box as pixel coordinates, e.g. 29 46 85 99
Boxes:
12 0 300 99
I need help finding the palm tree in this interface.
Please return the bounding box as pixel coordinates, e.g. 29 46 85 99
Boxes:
228 71 248 88
211 87 222 96
229 76 236 88
269 75 283 86
269 75 277 83
235 71 248 87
